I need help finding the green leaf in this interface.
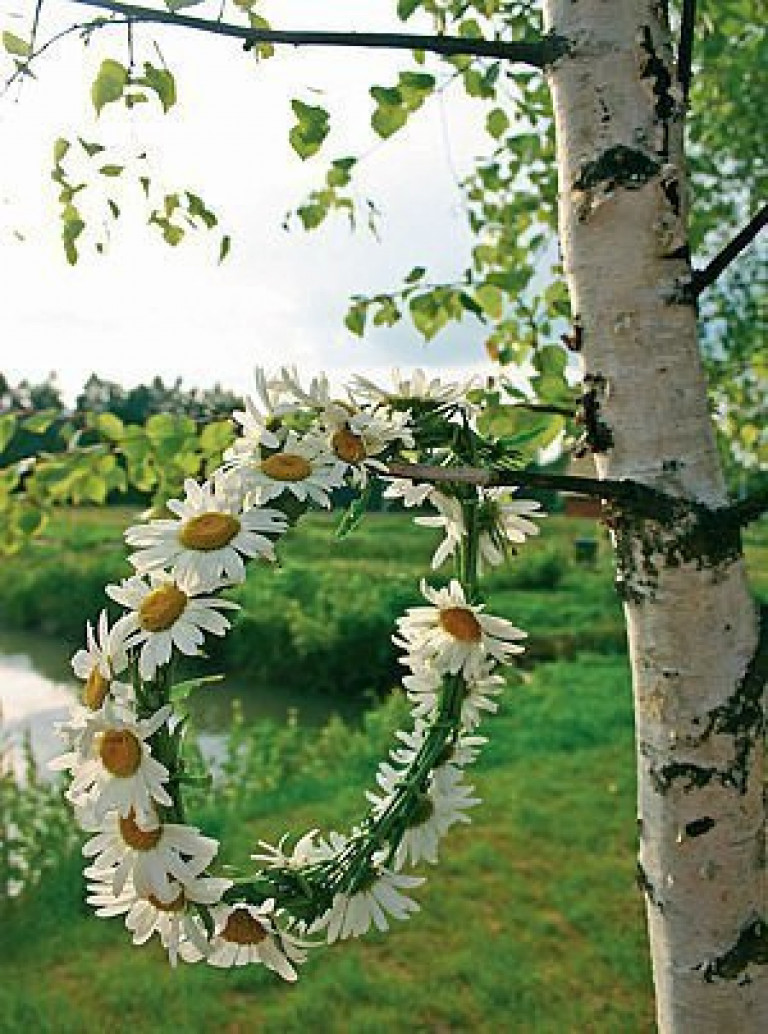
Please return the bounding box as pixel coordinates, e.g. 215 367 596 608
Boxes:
335 483 374 540
404 265 426 284
397 0 421 19
478 405 566 454
53 137 70 164
476 283 504 319
2 31 30 57
99 164 124 177
22 409 58 433
398 71 435 105
186 192 217 229
78 137 105 157
218 234 231 263
13 503 48 538
140 62 177 112
345 301 368 337
289 100 330 160
95 412 125 441
296 201 327 230
0 414 17 454
170 674 224 707
370 86 407 139
200 420 234 457
486 107 509 140
91 59 128 116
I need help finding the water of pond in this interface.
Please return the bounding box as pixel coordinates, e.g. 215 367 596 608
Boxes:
0 626 365 778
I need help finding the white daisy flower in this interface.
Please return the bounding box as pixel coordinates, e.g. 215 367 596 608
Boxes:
322 405 414 485
477 489 544 567
124 477 288 591
351 367 476 407
57 612 135 753
236 430 346 509
182 899 310 980
394 579 526 679
414 492 465 569
402 665 506 730
106 573 239 682
227 396 284 457
71 609 131 705
82 806 220 903
367 764 480 869
250 829 330 870
86 872 231 966
312 865 424 942
386 723 487 774
50 704 172 826
271 366 332 409
224 367 300 462
382 478 436 508
54 677 135 758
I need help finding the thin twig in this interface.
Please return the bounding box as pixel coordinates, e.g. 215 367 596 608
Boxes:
67 0 552 66
677 0 696 102
692 203 768 296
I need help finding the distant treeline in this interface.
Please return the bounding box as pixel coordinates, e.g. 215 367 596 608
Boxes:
0 370 244 466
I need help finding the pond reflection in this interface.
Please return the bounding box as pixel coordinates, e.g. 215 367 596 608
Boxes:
0 626 366 777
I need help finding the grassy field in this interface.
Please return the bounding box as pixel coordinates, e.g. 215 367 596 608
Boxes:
1 654 655 1033
0 508 765 1033
0 508 626 696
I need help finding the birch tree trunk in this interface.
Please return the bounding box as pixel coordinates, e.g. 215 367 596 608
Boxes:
540 2 766 1029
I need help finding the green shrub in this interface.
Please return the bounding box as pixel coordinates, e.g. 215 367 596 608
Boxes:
0 727 80 909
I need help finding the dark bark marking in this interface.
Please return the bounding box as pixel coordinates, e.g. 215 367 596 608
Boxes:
574 373 613 455
647 607 767 795
698 917 768 982
637 26 677 159
607 492 746 602
650 760 718 794
573 145 661 193
684 816 715 838
636 860 665 910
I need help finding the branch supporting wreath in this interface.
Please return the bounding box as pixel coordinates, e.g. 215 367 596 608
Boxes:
51 366 546 980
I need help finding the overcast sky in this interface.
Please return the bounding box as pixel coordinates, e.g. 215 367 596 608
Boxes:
0 1 504 403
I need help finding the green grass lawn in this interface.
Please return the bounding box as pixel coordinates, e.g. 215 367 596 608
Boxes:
0 654 655 1034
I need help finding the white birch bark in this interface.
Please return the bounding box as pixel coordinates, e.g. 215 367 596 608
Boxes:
540 1 766 1030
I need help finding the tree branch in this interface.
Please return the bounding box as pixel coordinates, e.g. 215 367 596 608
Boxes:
68 0 553 67
677 0 696 102
507 401 576 418
386 460 677 516
387 461 768 530
692 203 768 296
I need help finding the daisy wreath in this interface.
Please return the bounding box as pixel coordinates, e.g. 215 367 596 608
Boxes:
51 367 544 982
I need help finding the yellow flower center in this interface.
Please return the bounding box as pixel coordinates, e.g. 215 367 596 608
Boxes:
260 453 312 482
138 584 188 632
332 428 367 464
221 908 268 945
439 607 482 643
118 809 163 851
179 512 241 551
99 729 142 778
83 667 110 710
147 890 185 912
